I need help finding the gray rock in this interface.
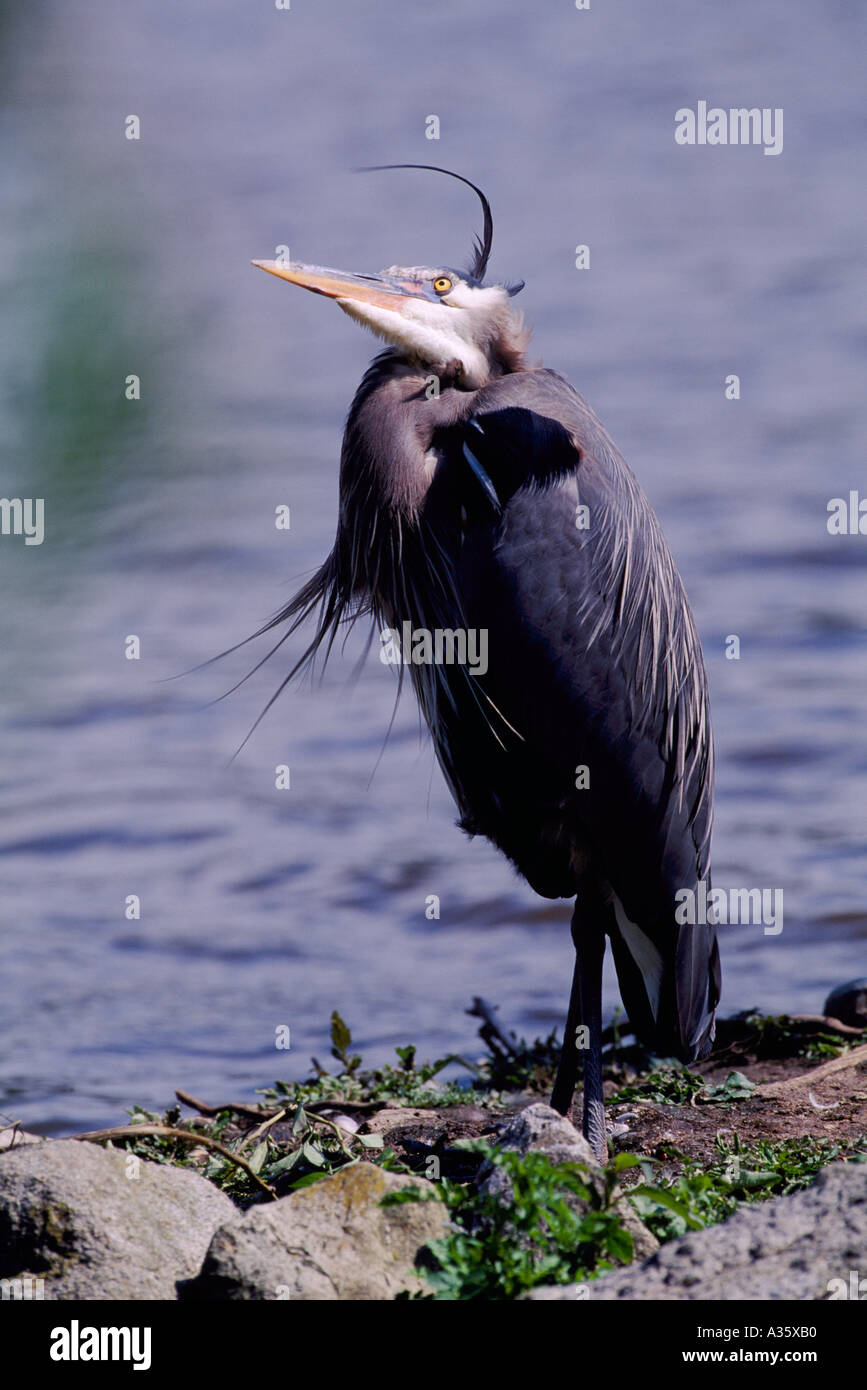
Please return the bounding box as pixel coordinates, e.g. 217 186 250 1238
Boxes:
0 1138 236 1300
824 979 867 1029
477 1103 597 1211
0 1127 41 1152
527 1160 867 1300
484 1103 601 1174
477 1103 658 1260
181 1161 449 1300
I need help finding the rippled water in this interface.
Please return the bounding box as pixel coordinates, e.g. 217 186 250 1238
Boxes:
0 0 864 1132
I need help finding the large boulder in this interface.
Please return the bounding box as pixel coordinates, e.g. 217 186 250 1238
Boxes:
477 1103 658 1261
181 1162 449 1300
0 1139 236 1300
524 1160 867 1300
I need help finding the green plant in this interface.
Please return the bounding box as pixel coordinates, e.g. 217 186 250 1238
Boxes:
608 1067 755 1107
628 1133 867 1241
410 1147 637 1300
260 1012 474 1111
734 1011 865 1062
608 1066 706 1106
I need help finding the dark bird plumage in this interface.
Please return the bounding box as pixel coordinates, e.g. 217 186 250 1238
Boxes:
249 167 720 1157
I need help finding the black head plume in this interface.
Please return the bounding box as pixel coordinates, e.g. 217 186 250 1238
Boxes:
359 163 495 283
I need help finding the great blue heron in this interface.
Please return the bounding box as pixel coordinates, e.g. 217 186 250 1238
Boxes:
250 165 720 1160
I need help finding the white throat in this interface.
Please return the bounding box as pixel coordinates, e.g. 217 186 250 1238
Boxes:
336 281 513 390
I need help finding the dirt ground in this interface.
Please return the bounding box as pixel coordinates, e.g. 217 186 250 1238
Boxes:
357 1037 867 1174
610 1049 867 1163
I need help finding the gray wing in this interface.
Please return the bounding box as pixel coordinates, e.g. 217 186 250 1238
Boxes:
428 368 719 1059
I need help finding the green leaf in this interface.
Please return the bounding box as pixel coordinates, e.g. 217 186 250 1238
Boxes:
292 1103 308 1136
704 1071 756 1102
330 1010 352 1057
288 1171 329 1191
611 1152 645 1173
302 1140 327 1167
248 1142 268 1174
266 1148 302 1176
380 1186 442 1207
631 1183 704 1230
730 1169 778 1190
359 1133 384 1148
602 1223 634 1263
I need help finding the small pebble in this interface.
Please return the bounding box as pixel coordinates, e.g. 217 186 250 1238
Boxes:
322 1112 360 1133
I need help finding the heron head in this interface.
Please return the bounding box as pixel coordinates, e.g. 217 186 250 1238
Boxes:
252 166 529 389
252 259 527 388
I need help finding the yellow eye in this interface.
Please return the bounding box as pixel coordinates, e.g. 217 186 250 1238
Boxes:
433 276 453 294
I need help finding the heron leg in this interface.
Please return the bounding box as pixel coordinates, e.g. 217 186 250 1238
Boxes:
550 937 583 1118
551 899 608 1164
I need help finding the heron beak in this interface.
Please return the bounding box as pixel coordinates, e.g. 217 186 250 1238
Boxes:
251 260 425 312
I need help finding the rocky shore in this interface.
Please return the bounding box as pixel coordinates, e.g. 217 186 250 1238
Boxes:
2 987 866 1302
